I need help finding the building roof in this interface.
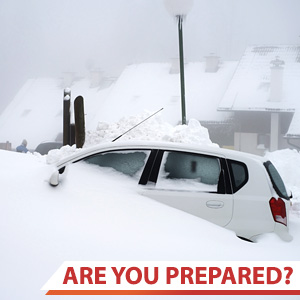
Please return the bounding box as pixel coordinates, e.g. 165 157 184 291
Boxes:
218 45 300 112
96 62 237 124
286 110 300 138
0 61 237 149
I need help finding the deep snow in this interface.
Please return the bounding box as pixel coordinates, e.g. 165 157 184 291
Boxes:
0 115 299 300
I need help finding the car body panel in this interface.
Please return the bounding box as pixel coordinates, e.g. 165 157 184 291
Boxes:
139 188 233 227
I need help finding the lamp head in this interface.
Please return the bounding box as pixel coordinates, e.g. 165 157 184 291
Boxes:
164 0 194 17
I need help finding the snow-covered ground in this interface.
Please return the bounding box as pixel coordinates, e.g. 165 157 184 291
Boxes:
1 115 299 300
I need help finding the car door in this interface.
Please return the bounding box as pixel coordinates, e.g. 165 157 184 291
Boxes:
139 149 234 227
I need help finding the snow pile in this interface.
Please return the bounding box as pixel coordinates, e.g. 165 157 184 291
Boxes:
265 149 300 214
46 144 81 164
85 111 218 146
47 112 217 164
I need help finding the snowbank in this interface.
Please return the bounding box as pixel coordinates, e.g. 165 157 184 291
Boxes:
85 112 218 146
47 112 218 164
2 123 300 300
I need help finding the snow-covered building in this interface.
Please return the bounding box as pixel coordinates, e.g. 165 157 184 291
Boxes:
218 45 300 155
1 45 300 153
0 74 115 149
0 60 237 149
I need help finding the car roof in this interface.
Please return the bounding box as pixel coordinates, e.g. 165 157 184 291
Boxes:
54 140 267 168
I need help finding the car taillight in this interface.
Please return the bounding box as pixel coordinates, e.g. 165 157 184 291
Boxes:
269 197 287 226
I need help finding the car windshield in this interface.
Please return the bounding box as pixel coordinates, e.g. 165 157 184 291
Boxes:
264 161 289 200
82 150 150 178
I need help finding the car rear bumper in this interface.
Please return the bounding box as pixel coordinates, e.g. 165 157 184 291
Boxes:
274 222 293 242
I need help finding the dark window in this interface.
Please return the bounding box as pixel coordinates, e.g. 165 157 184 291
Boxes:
264 161 288 200
82 150 150 177
156 151 221 192
228 160 248 193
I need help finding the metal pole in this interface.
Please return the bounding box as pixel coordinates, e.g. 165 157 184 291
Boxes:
74 96 86 148
178 15 187 125
63 89 71 146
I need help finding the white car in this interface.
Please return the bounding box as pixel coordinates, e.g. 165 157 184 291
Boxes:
49 141 292 242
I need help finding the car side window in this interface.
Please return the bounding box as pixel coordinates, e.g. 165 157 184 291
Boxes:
82 150 150 177
228 160 248 193
155 151 221 192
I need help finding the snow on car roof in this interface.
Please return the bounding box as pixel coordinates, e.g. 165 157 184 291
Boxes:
52 140 267 168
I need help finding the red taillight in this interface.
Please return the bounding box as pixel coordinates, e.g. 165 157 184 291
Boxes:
269 197 287 226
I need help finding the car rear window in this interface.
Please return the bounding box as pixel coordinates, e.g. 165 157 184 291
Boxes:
228 160 248 193
264 161 289 200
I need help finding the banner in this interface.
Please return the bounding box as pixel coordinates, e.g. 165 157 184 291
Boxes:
42 261 300 295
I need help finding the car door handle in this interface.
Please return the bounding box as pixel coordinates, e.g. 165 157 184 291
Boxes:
206 200 224 209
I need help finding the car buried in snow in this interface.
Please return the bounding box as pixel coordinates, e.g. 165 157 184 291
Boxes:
49 141 292 242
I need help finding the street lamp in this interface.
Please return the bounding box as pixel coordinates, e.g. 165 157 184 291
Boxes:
164 0 193 125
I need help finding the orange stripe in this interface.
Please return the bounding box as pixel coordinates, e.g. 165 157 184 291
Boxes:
46 290 300 296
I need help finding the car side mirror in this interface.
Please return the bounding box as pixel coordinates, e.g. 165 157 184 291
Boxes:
49 171 59 186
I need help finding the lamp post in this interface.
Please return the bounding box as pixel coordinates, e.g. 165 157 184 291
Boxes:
164 0 193 125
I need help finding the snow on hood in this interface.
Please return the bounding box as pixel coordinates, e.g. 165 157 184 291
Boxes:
47 112 218 164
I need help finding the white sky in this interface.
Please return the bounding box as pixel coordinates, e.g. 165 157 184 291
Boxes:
0 0 300 112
